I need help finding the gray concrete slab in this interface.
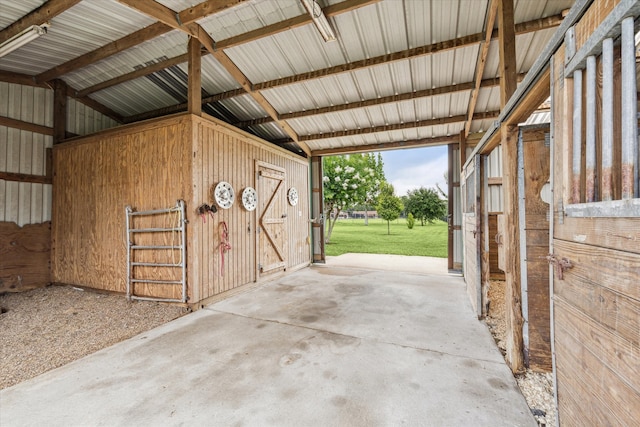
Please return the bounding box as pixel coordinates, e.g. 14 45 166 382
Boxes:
1 258 535 427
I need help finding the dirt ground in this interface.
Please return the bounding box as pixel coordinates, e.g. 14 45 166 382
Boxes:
486 279 556 427
0 285 186 390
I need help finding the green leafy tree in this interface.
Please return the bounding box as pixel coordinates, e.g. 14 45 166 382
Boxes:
406 212 415 229
323 153 385 243
376 182 404 235
405 187 447 225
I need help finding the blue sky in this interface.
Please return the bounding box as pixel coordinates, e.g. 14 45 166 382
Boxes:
379 145 448 197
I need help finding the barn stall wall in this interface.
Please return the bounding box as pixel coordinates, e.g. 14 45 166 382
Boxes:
51 113 310 306
0 81 118 292
550 0 640 423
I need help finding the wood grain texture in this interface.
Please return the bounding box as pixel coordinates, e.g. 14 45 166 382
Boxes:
0 221 50 292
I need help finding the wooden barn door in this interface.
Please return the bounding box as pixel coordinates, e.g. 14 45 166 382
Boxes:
461 155 482 318
256 161 288 278
549 6 640 424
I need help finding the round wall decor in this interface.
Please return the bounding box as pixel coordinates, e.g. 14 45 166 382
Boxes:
213 181 235 209
241 187 258 211
287 187 299 206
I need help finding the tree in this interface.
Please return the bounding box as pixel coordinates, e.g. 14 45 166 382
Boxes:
323 153 385 243
404 187 447 225
406 212 415 229
376 182 404 235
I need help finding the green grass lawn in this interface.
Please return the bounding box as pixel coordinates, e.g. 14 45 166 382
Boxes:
324 218 448 258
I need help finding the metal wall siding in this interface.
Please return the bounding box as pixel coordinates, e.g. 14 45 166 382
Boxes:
67 99 119 136
90 79 182 116
0 82 115 225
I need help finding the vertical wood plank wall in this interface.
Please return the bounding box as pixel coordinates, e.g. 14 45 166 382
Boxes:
191 116 310 303
551 0 640 424
52 113 309 305
52 115 192 296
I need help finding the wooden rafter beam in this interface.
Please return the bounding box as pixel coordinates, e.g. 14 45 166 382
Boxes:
36 0 245 83
118 0 311 156
253 13 564 91
35 22 171 83
0 0 81 44
75 0 379 97
465 0 499 137
299 111 500 142
217 0 380 50
499 0 517 107
310 134 460 156
235 74 524 128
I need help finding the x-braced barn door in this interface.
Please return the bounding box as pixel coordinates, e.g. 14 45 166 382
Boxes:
256 161 288 277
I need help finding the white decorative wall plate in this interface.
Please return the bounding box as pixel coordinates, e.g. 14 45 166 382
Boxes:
213 181 235 209
288 187 299 206
241 187 258 211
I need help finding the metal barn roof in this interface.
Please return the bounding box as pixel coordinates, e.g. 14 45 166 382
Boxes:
0 0 574 155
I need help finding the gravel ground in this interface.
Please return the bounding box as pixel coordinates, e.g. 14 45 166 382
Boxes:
0 285 186 390
486 279 557 427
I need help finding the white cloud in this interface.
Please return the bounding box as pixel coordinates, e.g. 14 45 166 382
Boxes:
387 152 449 196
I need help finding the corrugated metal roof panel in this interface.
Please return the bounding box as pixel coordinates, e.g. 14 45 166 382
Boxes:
90 79 180 116
64 30 188 90
0 0 46 28
0 0 155 75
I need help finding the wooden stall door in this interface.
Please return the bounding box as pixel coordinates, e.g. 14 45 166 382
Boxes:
256 161 287 278
462 155 482 317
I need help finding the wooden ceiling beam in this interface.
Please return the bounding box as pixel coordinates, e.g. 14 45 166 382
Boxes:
235 74 525 128
253 13 564 91
299 110 500 142
0 0 81 44
119 0 311 156
75 0 379 97
465 0 498 137
35 22 171 83
217 0 380 50
311 134 460 156
36 0 244 84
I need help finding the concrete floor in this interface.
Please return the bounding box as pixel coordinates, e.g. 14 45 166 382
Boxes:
0 255 535 426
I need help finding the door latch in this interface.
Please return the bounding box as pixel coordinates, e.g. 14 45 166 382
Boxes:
546 254 573 280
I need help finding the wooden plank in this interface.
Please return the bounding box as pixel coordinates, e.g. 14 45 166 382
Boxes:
0 116 53 136
237 75 524 128
217 0 380 50
300 111 500 143
465 0 498 137
36 23 171 83
554 299 640 425
187 36 202 115
311 135 458 156
252 14 564 91
501 124 524 373
555 298 640 396
52 80 67 144
0 221 51 292
0 171 51 184
0 0 81 45
554 214 640 255
498 0 517 107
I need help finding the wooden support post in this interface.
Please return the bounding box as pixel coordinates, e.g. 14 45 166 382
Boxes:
498 0 517 107
188 35 202 116
459 130 467 172
53 79 67 145
502 124 524 373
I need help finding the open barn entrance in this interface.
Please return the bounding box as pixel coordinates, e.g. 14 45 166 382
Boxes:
313 145 454 272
